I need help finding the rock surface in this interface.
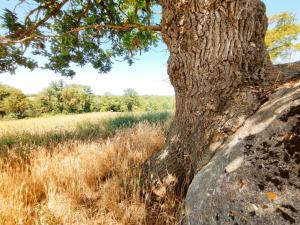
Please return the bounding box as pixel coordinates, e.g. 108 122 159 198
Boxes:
181 81 300 225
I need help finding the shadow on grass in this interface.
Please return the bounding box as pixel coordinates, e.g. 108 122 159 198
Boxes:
0 112 172 152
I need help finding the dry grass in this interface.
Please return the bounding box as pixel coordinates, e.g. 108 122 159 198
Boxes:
0 113 180 225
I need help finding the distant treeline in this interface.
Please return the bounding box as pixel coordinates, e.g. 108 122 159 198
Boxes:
0 80 175 119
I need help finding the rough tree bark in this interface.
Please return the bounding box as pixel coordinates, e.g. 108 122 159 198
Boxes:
142 0 280 200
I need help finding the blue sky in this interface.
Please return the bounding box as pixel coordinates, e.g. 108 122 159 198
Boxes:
0 0 299 95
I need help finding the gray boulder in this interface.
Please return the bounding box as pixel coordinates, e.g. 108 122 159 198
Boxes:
182 81 300 225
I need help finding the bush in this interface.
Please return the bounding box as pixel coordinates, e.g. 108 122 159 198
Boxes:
92 95 126 112
61 85 93 113
36 81 94 114
0 84 30 118
123 88 140 112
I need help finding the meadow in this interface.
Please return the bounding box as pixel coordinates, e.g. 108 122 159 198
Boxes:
0 112 180 225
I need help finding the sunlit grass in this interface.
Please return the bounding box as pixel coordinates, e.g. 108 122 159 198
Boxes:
0 112 119 136
0 111 171 151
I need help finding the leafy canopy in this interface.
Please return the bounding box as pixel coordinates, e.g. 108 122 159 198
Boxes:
265 12 300 62
0 0 160 75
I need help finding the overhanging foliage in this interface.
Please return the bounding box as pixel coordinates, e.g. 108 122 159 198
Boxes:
0 0 160 75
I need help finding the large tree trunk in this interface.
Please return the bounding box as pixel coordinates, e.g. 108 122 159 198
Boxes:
142 0 280 200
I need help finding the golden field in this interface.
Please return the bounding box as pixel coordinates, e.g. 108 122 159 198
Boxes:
0 112 120 136
0 112 180 225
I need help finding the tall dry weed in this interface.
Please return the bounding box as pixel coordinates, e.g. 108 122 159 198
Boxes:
0 123 180 225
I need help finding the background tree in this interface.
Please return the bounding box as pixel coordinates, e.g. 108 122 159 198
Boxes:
265 12 300 62
142 95 175 112
0 84 30 118
36 80 65 114
36 81 93 114
0 83 174 118
61 84 93 113
93 95 125 112
123 88 140 112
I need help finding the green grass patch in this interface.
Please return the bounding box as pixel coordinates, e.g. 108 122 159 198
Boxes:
104 112 170 135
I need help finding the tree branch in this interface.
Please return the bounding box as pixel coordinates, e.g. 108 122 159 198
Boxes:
76 0 91 24
0 23 161 45
12 0 69 40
